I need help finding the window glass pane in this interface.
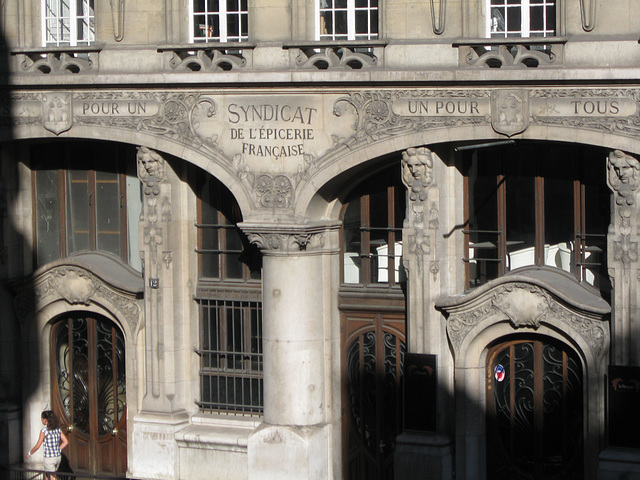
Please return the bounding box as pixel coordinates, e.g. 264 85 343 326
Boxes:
343 197 361 284
36 170 62 265
467 155 500 287
193 0 206 12
225 253 244 278
201 252 220 278
546 5 556 33
96 171 122 257
194 14 207 39
505 159 535 271
530 5 544 31
66 170 91 254
506 6 522 33
334 11 348 35
369 9 379 36
543 155 574 273
491 7 505 33
355 10 369 35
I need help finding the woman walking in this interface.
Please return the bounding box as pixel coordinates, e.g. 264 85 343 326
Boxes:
25 410 69 480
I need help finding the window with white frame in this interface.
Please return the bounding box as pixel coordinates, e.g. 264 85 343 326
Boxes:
191 0 248 43
488 0 556 38
317 0 378 41
43 0 95 47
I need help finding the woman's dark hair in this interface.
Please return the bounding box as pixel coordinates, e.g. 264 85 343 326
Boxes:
41 410 59 430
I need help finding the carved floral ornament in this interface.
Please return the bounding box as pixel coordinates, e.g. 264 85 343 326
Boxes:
439 282 608 362
5 88 640 205
240 222 341 254
12 264 142 334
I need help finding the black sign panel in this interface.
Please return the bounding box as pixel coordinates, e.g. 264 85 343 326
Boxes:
403 353 437 432
608 365 640 448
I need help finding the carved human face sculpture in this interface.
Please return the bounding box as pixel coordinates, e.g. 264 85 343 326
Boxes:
137 147 162 179
402 148 432 188
610 150 640 187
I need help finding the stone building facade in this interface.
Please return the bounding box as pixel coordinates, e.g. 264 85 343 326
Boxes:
1 0 640 479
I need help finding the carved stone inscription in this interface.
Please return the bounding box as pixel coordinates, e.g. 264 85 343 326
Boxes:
227 102 317 159
220 96 351 171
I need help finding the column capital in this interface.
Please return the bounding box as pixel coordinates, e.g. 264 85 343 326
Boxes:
238 221 341 254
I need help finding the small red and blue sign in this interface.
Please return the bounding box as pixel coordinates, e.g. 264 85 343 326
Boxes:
494 364 506 382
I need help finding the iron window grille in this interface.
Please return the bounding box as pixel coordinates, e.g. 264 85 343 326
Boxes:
195 174 263 414
196 295 263 415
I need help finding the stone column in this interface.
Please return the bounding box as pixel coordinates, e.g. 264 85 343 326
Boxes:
606 149 640 365
394 147 454 479
240 221 342 480
130 147 188 480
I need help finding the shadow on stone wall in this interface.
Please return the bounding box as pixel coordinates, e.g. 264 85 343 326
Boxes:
0 19 31 468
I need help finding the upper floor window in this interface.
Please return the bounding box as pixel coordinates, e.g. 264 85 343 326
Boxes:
317 0 378 41
463 143 610 297
488 0 556 38
32 142 141 269
342 165 404 287
191 0 248 43
43 0 95 47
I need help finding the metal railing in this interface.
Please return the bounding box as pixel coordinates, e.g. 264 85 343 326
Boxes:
1 465 131 480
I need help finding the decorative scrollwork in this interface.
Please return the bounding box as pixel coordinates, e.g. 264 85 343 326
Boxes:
465 45 556 69
168 49 247 72
19 52 93 74
296 47 378 70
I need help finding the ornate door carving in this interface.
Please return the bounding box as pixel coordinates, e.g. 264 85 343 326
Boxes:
51 313 127 476
343 312 406 480
486 337 583 480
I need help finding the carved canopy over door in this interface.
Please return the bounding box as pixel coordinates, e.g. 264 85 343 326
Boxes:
436 266 610 480
52 313 127 477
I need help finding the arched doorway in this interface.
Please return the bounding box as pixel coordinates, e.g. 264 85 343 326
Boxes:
486 336 583 480
51 312 127 476
339 162 406 480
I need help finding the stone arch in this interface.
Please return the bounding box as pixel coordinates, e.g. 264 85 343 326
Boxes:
298 125 640 221
7 126 255 219
436 266 610 480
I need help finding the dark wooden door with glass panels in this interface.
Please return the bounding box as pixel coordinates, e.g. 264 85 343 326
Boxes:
486 338 583 480
343 312 405 480
51 314 127 476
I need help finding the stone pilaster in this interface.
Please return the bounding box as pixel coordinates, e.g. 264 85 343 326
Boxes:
239 221 342 480
394 147 453 480
606 149 640 365
130 146 188 480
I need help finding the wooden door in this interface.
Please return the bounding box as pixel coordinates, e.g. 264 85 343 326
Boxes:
343 312 406 480
51 314 127 476
486 337 583 480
